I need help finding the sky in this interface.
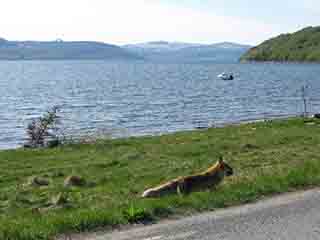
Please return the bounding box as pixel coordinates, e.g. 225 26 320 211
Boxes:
0 0 319 45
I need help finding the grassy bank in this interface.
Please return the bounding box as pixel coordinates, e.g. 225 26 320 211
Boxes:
1 118 320 239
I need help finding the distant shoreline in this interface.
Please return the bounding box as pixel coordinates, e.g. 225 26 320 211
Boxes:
240 60 320 64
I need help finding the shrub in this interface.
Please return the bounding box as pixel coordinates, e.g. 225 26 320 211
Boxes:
24 106 63 148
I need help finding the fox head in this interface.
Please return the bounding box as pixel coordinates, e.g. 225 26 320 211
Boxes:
218 156 233 176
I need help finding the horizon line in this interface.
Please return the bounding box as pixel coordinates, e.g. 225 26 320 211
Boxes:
0 37 254 47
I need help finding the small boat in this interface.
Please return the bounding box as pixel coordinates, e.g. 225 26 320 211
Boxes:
218 72 234 80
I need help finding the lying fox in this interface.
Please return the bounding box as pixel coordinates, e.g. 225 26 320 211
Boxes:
141 157 233 198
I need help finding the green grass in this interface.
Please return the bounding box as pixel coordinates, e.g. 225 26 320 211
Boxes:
1 117 320 239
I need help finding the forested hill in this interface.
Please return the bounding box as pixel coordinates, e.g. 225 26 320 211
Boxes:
240 26 320 62
0 39 140 60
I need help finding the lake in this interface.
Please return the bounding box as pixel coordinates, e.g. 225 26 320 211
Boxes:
1 61 320 149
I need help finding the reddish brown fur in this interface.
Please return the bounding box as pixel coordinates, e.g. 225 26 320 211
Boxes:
141 158 233 198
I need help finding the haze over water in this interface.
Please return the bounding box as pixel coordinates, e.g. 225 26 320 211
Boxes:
1 61 320 149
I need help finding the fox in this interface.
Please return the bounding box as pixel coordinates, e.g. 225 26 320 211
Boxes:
141 157 233 198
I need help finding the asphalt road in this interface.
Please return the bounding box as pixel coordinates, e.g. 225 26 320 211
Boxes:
69 188 320 240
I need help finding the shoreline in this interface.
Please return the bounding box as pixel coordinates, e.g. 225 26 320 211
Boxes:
0 112 309 152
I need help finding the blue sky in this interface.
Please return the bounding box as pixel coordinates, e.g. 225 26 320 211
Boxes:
0 0 318 45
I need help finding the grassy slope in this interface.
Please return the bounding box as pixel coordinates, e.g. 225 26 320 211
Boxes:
1 118 320 239
241 26 320 62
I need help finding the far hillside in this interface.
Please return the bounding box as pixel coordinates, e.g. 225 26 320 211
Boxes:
240 26 320 62
124 41 251 63
0 39 140 60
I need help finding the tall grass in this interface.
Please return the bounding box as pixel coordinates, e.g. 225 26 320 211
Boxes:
1 117 320 239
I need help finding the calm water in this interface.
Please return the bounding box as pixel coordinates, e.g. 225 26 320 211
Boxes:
1 61 320 149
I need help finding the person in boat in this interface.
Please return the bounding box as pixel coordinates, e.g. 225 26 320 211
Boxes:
218 72 234 80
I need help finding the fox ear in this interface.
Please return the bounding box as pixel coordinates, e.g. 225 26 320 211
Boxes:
218 156 224 163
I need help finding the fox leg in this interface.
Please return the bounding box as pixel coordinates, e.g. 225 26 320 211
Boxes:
176 179 190 196
176 184 182 196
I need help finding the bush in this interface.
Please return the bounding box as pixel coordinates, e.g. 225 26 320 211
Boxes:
24 106 63 148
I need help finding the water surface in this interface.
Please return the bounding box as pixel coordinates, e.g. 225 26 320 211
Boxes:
1 61 319 149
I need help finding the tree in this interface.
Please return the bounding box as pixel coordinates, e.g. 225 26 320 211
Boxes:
25 106 62 148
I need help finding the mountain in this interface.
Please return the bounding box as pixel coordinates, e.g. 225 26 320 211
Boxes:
123 41 251 63
210 42 251 49
124 41 203 53
0 39 140 60
240 26 320 62
0 38 252 62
